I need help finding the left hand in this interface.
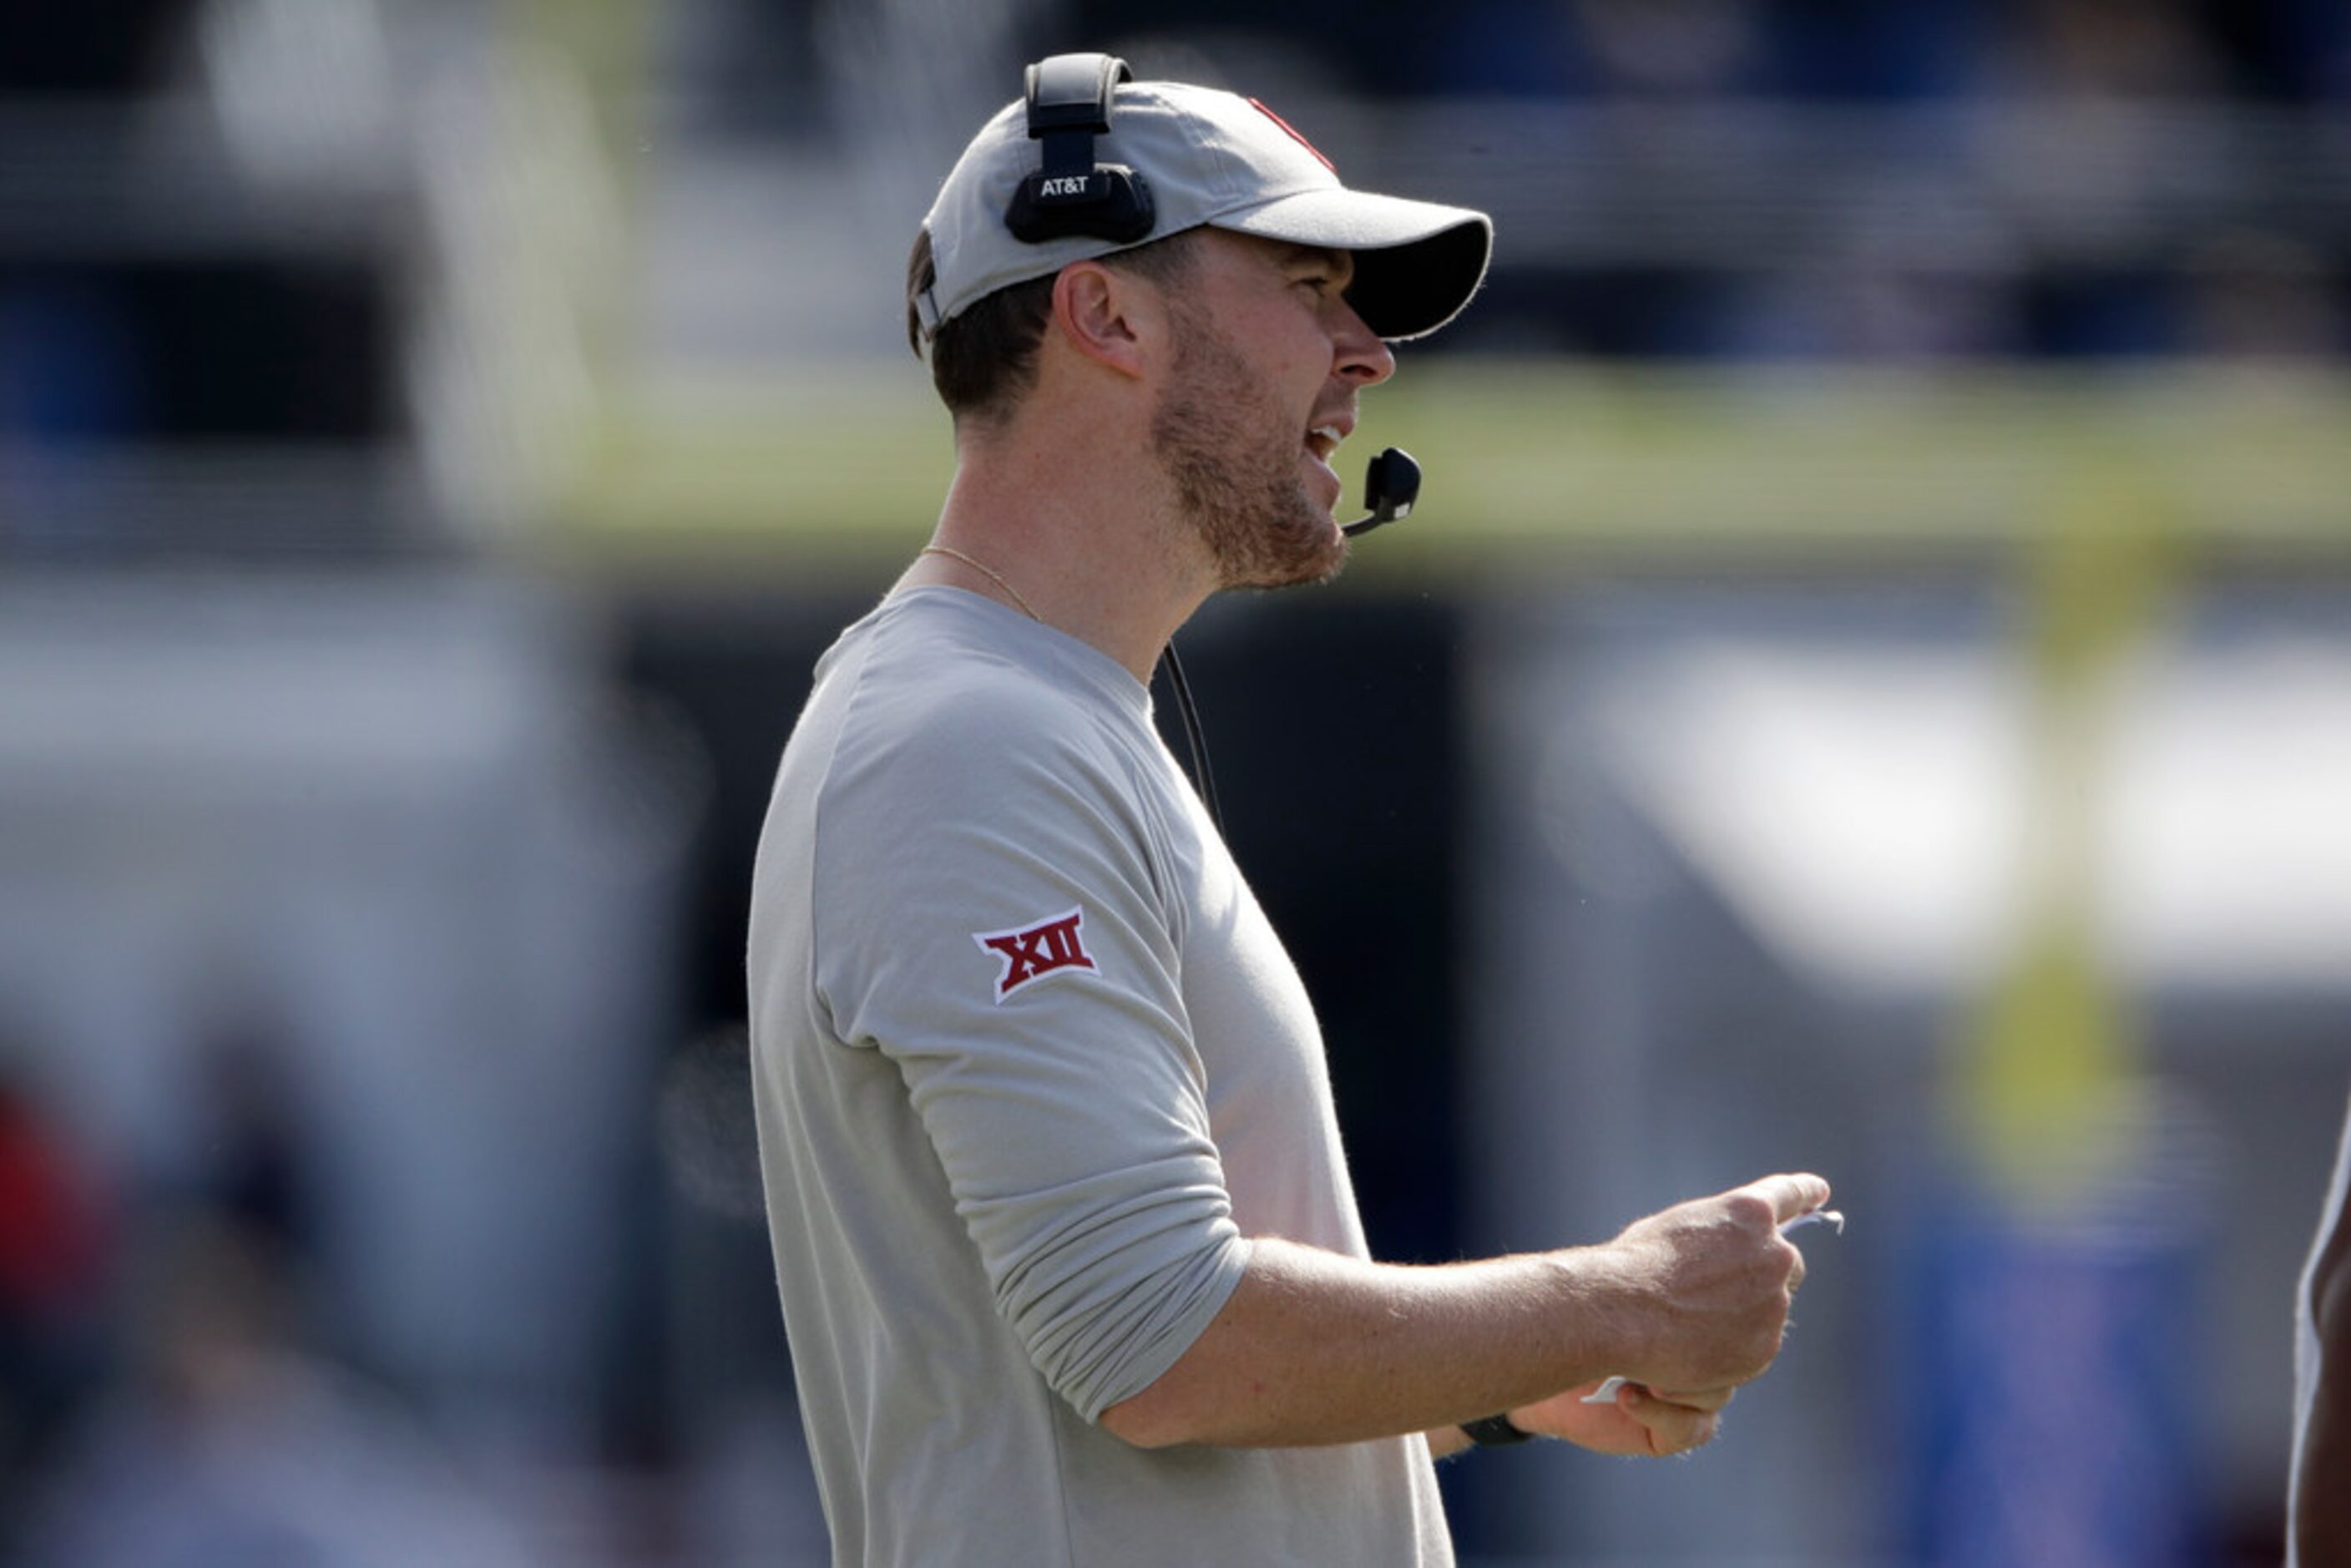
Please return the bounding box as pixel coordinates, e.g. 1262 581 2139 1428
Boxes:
1509 1379 1730 1458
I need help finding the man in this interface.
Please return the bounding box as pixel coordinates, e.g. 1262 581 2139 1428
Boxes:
748 56 1829 1565
2292 1091 2351 1566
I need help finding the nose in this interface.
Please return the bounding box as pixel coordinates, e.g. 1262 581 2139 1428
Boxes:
1332 297 1396 388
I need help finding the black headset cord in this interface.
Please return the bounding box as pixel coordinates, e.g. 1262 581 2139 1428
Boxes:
1158 641 1226 840
1150 450 1418 842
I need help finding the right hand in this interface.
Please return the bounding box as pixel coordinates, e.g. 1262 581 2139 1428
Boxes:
1601 1171 1829 1396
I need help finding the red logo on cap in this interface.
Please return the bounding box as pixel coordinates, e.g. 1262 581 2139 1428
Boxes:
1248 99 1335 173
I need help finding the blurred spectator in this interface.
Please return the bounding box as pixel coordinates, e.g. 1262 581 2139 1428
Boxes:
0 1059 113 1500
182 1013 322 1273
21 1212 531 1568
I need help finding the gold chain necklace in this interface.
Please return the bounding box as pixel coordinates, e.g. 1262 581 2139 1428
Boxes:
919 545 1041 623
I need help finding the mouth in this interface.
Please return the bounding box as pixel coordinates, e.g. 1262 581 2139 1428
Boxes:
1300 427 1346 518
1297 409 1356 523
1303 418 1351 466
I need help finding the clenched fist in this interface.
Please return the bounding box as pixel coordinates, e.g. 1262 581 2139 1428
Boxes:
1598 1172 1829 1397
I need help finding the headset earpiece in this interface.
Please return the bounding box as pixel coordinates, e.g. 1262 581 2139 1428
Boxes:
1004 53 1156 245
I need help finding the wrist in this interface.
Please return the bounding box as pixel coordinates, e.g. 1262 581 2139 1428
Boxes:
1568 1240 1656 1382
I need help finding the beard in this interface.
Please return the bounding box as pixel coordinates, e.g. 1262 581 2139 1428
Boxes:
1148 299 1347 591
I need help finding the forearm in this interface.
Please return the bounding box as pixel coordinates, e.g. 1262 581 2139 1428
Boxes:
1100 1236 1642 1449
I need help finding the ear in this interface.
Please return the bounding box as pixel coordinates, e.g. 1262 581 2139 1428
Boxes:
1049 260 1155 380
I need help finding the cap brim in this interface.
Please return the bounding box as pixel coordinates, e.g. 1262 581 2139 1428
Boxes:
1216 190 1494 341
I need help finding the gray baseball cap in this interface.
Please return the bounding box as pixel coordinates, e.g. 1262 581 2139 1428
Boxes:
914 73 1493 343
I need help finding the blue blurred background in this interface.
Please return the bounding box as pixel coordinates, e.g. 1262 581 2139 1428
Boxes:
2 2 2348 1563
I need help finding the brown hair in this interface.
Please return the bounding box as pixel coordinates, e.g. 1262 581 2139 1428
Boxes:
906 227 1197 427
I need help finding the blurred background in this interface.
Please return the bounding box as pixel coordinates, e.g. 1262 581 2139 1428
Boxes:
2 1 2348 1563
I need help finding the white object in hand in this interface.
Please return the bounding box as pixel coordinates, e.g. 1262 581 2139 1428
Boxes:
1580 1208 1844 1404
1580 1376 1632 1406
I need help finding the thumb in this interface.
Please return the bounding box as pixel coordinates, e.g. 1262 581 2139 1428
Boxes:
1623 1387 1722 1457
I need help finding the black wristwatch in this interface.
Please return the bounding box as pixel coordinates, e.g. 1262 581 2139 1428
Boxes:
1460 1412 1536 1447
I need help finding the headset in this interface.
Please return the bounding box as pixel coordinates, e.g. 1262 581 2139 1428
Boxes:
1002 53 1428 835
1005 54 1155 245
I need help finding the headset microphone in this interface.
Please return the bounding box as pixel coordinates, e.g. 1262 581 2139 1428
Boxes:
1341 448 1421 538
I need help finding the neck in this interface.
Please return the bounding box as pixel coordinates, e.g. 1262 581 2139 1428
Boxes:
896 432 1215 685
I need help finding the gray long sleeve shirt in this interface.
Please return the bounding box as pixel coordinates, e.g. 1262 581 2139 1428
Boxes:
748 586 1450 1566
